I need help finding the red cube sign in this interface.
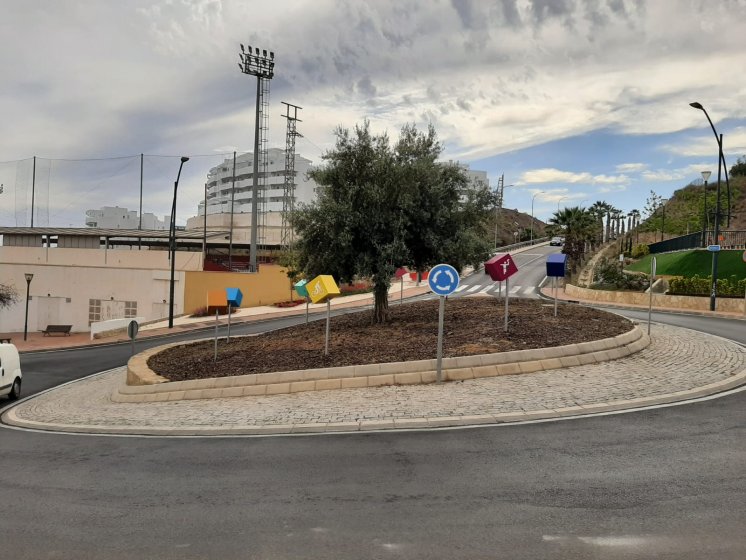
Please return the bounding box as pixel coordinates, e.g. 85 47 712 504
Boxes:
484 253 518 281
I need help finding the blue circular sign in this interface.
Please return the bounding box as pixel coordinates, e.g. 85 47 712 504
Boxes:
428 263 460 296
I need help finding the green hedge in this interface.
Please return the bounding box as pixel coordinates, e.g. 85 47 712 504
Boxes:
668 274 746 296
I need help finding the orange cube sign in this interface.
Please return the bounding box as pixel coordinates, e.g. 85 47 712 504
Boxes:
307 275 341 304
206 290 228 310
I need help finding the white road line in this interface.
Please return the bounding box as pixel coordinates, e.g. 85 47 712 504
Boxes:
523 287 536 294
467 285 481 293
479 286 492 293
509 285 522 294
455 285 468 292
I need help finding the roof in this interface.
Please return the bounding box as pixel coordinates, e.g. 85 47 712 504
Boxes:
0 227 228 240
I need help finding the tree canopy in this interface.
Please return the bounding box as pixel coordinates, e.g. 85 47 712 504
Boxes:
291 121 493 323
0 283 19 310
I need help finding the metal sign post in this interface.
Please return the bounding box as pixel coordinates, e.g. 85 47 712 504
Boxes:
305 296 310 324
324 300 331 356
428 263 460 383
127 320 139 356
648 256 657 336
227 305 232 343
553 276 558 317
214 309 219 362
400 277 404 305
436 296 446 383
504 276 510 332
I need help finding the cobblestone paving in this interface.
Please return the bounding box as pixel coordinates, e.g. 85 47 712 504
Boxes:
8 324 746 432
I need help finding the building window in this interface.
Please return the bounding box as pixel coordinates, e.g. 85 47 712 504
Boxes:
124 301 137 318
89 299 101 326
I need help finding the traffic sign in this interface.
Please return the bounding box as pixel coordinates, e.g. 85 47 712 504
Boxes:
707 245 721 252
742 250 746 263
484 253 518 281
428 263 460 296
127 320 139 340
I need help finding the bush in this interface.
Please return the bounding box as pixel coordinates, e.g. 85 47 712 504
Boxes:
190 306 238 317
631 244 650 258
591 258 650 291
668 274 746 296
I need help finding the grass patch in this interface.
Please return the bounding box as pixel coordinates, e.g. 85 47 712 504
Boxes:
626 250 746 279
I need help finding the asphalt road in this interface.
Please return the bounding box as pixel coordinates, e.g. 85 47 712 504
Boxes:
1 258 745 559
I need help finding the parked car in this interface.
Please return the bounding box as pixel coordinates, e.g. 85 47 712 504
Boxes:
0 343 22 400
549 236 564 246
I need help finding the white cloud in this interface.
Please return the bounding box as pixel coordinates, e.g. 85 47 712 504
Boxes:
518 168 628 185
616 163 648 173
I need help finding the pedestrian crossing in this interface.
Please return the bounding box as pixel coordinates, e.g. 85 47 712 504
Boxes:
450 283 537 297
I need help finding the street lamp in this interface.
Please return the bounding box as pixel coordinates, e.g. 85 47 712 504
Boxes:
658 199 668 242
530 191 544 243
23 273 33 341
701 170 711 245
690 102 725 311
690 102 731 228
168 156 190 329
557 196 568 211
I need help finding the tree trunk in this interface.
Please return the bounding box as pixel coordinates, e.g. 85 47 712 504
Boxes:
373 282 389 324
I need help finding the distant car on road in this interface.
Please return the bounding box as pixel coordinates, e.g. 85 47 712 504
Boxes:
549 236 564 246
0 342 22 400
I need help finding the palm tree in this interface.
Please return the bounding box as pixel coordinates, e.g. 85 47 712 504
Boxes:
549 206 596 272
589 201 610 246
629 209 641 244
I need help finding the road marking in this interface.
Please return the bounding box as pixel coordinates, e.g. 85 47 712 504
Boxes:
466 285 481 293
509 285 521 294
455 285 468 292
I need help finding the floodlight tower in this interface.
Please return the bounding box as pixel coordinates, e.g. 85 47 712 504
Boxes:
239 44 275 272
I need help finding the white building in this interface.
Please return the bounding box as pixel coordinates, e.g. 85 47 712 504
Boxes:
85 206 168 230
197 149 318 217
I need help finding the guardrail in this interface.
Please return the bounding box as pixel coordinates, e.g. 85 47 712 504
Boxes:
492 237 549 254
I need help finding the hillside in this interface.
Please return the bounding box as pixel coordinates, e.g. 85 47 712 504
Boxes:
493 208 547 246
647 174 745 236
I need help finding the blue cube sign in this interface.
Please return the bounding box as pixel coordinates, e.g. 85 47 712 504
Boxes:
546 254 567 278
294 279 309 298
225 287 243 307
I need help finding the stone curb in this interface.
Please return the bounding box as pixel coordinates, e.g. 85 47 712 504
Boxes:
115 323 649 403
6 367 745 436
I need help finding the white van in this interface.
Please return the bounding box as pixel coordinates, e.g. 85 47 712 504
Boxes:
0 343 22 400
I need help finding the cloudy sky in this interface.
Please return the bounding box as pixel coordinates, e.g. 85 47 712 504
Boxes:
1 0 745 227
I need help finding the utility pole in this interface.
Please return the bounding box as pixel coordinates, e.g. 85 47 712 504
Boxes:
238 44 274 272
494 173 504 248
281 102 302 250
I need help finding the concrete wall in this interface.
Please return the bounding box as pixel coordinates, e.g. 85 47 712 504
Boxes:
0 247 204 333
565 283 746 314
183 265 292 314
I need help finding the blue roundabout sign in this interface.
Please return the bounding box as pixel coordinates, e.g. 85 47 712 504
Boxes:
428 263 460 296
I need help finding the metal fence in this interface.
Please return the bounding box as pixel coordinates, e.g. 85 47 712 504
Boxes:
648 230 746 254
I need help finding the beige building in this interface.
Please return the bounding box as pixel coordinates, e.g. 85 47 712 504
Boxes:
0 227 292 334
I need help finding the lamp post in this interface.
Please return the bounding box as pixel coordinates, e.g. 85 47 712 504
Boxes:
690 102 731 227
557 196 568 212
530 191 544 243
690 102 724 311
658 199 668 242
168 156 190 329
23 273 33 341
700 170 711 246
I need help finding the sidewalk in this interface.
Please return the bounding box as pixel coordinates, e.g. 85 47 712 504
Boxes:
539 285 746 321
1 282 432 353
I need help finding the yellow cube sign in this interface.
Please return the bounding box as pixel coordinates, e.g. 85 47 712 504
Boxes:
307 275 341 304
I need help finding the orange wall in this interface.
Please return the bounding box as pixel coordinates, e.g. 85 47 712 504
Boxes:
183 265 294 314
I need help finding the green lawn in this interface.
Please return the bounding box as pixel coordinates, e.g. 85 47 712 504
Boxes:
626 250 746 279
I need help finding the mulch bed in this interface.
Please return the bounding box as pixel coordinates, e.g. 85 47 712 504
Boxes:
148 297 633 382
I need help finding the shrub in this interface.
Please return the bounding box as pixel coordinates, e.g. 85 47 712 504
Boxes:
190 305 238 317
631 244 650 258
591 258 650 291
668 274 746 296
